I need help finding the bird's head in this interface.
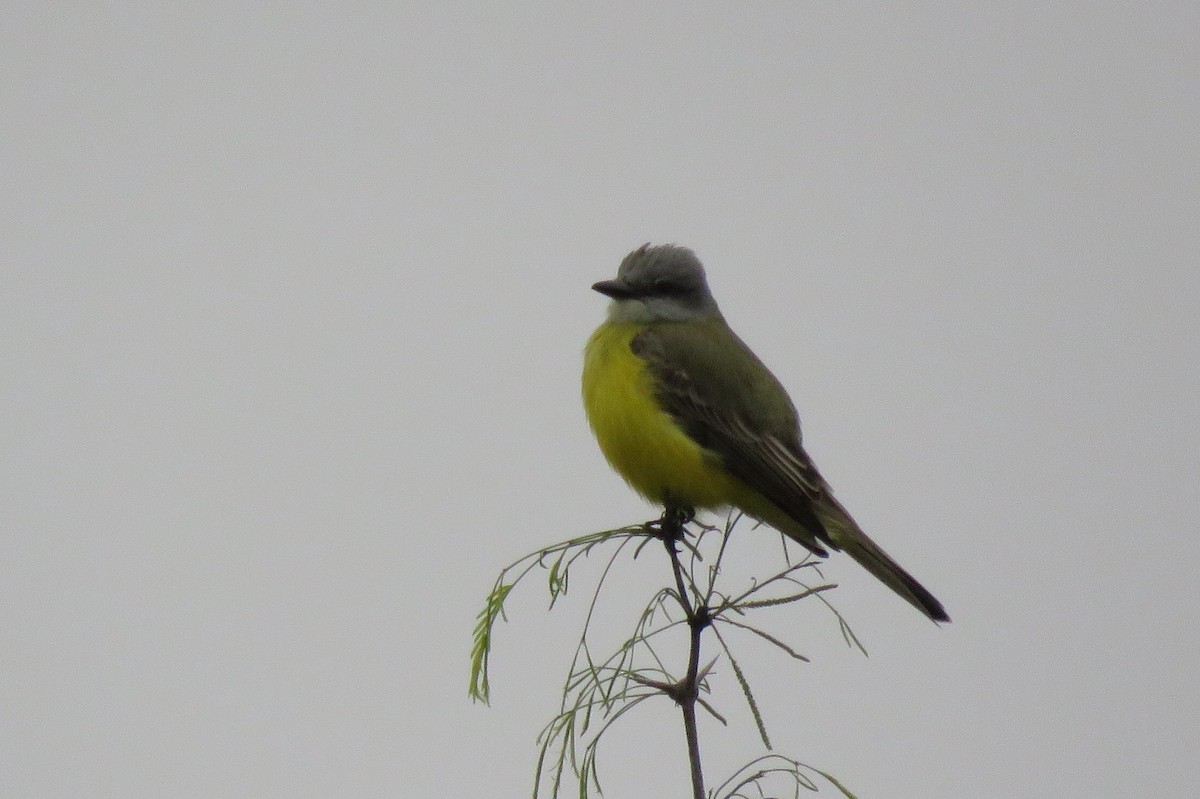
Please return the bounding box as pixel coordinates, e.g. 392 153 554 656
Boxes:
592 243 722 323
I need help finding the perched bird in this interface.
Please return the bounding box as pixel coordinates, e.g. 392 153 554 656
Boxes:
582 243 949 622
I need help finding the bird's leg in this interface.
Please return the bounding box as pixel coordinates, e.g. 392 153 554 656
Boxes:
654 503 694 545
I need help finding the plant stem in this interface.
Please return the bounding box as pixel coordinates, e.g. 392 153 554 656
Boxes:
680 609 705 799
660 510 707 799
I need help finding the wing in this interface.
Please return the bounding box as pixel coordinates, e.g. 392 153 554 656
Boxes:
631 319 837 554
632 319 951 622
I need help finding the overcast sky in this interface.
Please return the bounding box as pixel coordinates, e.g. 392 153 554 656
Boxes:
4 3 1198 797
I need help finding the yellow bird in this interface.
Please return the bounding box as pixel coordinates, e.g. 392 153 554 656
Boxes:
583 243 949 622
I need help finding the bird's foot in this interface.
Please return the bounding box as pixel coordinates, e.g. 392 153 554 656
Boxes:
648 504 694 544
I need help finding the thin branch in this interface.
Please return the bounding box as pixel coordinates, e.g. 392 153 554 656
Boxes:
472 511 864 798
659 507 707 799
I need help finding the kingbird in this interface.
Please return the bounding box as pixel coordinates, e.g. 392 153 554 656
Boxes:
582 243 949 622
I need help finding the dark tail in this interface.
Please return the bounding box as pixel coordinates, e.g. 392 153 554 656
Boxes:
815 499 950 623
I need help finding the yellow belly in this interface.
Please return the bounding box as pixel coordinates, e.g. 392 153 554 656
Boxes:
582 322 739 508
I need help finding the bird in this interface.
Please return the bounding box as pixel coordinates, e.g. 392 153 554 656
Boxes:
582 243 949 622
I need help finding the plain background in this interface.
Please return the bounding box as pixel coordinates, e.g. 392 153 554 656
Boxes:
4 3 1198 797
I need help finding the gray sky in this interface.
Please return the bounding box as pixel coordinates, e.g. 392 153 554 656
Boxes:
4 3 1198 797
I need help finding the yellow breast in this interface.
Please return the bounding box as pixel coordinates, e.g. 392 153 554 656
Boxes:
582 321 737 509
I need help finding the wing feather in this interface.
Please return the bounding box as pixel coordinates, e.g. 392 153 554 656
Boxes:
632 321 836 554
631 320 951 623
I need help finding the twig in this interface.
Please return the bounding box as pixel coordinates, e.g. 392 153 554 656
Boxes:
657 507 708 799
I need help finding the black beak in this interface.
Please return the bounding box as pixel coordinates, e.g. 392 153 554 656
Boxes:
591 278 634 299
